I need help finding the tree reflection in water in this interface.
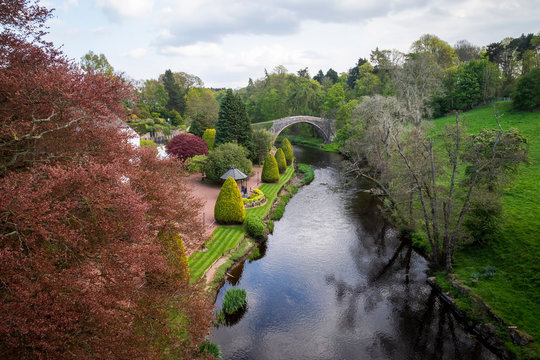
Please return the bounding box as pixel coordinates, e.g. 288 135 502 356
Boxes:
326 236 491 360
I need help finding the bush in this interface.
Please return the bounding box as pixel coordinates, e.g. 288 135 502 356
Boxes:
513 68 540 111
275 148 286 173
246 215 266 239
271 194 291 220
214 177 245 224
166 133 208 162
202 128 216 149
248 247 260 261
184 154 208 174
222 288 247 314
281 138 294 165
464 198 502 244
140 139 156 147
199 341 221 359
297 163 314 184
204 142 252 183
267 220 274 234
261 153 280 183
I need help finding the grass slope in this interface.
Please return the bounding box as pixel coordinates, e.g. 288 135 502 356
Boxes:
188 164 295 283
431 102 540 355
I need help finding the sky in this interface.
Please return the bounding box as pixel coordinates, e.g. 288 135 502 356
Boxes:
43 0 540 89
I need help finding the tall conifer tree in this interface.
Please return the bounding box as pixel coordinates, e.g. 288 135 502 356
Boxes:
162 69 185 114
215 89 254 156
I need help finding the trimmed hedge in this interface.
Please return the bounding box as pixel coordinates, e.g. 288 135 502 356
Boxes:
275 148 286 173
246 215 266 239
281 138 294 165
261 153 280 183
243 188 264 206
214 177 246 224
202 128 216 149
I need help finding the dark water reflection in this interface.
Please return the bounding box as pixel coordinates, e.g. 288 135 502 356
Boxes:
210 146 495 360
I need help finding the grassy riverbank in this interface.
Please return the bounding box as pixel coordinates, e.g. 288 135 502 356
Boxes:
277 133 339 152
188 165 295 283
431 102 540 358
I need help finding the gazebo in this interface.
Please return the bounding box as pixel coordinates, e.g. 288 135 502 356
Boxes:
220 166 248 196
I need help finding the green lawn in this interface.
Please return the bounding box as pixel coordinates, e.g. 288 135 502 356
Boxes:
431 102 540 356
188 164 295 283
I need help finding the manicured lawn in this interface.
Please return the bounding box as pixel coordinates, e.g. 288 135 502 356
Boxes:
431 102 540 356
188 164 295 283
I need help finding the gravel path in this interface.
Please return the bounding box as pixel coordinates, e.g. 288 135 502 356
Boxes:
185 166 262 252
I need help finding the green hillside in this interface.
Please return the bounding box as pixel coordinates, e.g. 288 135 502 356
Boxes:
432 102 540 356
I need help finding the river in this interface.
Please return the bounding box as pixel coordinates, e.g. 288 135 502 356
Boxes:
210 145 495 359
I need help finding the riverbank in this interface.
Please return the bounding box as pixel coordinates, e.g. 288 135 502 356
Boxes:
429 102 540 359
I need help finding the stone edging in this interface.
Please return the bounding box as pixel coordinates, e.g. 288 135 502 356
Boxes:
427 276 534 359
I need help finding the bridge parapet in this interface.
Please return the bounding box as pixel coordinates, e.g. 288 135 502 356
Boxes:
268 116 336 143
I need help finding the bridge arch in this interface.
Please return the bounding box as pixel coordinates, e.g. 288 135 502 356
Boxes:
268 116 336 143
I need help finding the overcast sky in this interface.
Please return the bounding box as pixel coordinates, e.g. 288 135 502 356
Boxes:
43 0 539 89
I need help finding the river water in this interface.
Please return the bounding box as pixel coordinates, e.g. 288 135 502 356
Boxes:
210 146 495 360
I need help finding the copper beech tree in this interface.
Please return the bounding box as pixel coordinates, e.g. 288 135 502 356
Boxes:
0 1 213 358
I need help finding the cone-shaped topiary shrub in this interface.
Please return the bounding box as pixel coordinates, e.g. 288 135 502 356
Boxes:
275 148 286 173
202 128 216 149
281 138 293 165
261 153 279 183
214 177 245 224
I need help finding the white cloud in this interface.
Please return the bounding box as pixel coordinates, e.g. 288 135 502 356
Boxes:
95 0 155 21
123 47 148 59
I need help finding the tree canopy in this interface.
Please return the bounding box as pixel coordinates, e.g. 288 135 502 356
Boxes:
0 3 212 357
215 89 254 154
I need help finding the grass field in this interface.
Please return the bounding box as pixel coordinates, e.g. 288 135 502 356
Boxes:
188 164 295 283
431 102 540 356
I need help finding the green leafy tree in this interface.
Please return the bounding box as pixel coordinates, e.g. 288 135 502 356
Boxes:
204 142 252 183
275 148 286 173
215 89 254 155
252 129 274 165
214 177 245 224
81 50 114 75
261 153 279 183
513 68 540 110
323 83 345 113
202 128 216 149
412 34 458 69
185 87 219 130
138 79 169 115
280 138 293 165
355 62 382 97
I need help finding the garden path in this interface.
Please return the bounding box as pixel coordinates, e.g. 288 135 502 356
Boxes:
185 166 262 253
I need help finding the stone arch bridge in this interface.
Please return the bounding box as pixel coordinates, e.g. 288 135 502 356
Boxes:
265 116 336 143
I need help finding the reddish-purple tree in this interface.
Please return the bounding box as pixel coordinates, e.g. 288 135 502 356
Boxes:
166 133 209 162
0 1 213 358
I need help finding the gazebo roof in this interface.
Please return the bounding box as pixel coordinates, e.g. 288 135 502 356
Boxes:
220 166 248 181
